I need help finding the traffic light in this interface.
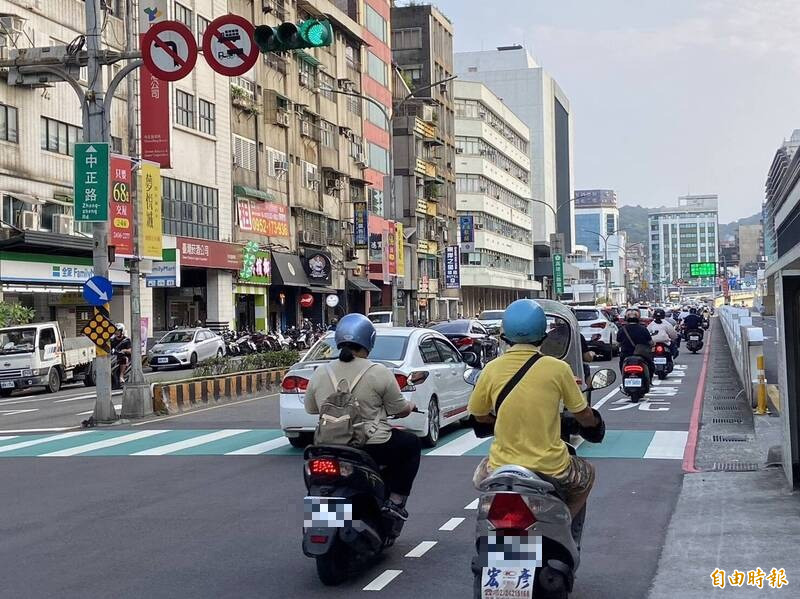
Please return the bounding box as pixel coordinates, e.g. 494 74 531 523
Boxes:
254 19 334 53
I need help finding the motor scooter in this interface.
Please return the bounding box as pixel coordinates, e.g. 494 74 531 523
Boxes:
620 354 651 402
685 329 704 354
464 358 614 599
652 342 673 380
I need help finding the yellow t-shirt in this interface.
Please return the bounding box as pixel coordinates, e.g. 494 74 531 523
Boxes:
467 344 588 475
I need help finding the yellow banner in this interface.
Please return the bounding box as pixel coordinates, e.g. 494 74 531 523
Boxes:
139 161 163 260
396 222 405 277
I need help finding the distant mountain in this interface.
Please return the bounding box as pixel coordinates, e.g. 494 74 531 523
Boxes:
617 205 762 249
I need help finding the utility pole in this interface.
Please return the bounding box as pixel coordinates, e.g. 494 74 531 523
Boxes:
121 0 152 418
85 0 115 423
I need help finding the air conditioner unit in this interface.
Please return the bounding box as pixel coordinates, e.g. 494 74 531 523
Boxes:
19 210 38 231
355 154 367 168
274 159 288 172
455 147 463 154
300 120 311 137
474 223 484 230
478 110 487 118
300 230 313 244
299 71 310 87
275 110 290 127
53 213 73 235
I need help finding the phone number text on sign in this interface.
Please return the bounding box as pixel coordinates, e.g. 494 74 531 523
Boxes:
237 198 289 237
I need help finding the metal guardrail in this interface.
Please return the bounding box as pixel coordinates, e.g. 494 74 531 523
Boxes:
718 306 764 405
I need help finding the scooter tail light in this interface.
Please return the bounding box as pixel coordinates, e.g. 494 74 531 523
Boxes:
655 345 665 354
308 458 340 476
309 535 329 544
487 493 536 531
623 364 645 374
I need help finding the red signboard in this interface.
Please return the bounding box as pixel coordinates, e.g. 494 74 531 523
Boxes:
139 66 171 167
387 221 396 276
110 155 134 257
237 198 289 237
178 237 243 270
299 293 314 308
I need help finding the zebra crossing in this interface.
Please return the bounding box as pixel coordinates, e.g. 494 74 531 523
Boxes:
0 427 688 460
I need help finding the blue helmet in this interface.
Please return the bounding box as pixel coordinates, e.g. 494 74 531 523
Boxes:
334 313 376 351
502 299 547 344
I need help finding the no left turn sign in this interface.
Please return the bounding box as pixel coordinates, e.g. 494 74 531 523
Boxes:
202 14 259 77
142 20 198 82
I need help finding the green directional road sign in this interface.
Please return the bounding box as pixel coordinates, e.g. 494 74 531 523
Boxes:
690 261 717 277
553 253 565 296
74 142 109 222
600 259 614 268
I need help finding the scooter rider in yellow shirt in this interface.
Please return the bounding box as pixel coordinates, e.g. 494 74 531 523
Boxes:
468 299 605 517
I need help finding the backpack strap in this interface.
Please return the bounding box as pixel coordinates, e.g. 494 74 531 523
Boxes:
495 353 543 416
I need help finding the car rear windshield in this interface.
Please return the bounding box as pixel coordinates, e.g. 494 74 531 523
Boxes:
368 313 391 324
478 310 504 321
305 335 409 362
575 310 599 321
431 321 469 334
160 331 194 343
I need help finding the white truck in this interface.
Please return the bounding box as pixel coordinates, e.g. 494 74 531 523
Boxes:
0 321 96 396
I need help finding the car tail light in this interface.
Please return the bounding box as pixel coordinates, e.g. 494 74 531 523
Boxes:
590 321 607 329
281 375 309 393
308 458 340 476
455 337 474 349
624 364 645 374
591 334 601 341
487 493 536 531
395 371 429 392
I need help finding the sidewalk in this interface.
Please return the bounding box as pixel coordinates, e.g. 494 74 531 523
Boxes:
648 321 800 597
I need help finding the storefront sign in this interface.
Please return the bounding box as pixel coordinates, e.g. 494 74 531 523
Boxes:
237 198 289 236
178 237 243 270
299 293 314 308
354 201 368 249
138 1 171 167
110 155 134 257
239 249 271 286
0 253 128 285
460 215 475 252
396 222 405 279
369 231 383 263
145 248 180 288
74 143 109 222
325 294 339 308
305 250 332 286
139 161 163 259
444 245 461 289
387 222 397 276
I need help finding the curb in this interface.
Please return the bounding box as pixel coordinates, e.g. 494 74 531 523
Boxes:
151 368 288 414
682 327 712 473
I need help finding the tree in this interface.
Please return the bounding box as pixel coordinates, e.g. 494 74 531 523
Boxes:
0 303 35 327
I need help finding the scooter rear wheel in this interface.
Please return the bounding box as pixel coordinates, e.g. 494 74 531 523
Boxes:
536 566 569 599
657 371 667 380
315 548 349 586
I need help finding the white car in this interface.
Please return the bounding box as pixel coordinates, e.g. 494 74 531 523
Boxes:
573 307 618 361
148 328 225 370
477 309 504 334
279 327 473 448
367 311 394 328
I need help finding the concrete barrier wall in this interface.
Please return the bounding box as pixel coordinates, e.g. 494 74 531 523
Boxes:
718 306 763 404
152 367 288 415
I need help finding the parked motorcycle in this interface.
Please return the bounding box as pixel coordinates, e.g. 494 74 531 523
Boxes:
465 361 614 599
620 354 651 403
685 329 704 354
652 342 674 380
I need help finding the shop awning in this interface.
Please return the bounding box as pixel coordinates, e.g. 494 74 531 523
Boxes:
295 49 321 67
347 277 380 292
271 252 310 287
2 192 42 205
233 185 274 201
0 230 93 257
307 286 339 294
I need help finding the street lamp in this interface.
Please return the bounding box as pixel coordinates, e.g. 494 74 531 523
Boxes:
582 229 624 305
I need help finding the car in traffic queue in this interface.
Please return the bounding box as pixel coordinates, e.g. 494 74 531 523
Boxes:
147 328 226 370
573 306 618 361
429 319 500 365
280 327 474 449
477 309 504 335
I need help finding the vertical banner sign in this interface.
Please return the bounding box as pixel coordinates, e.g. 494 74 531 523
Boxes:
139 161 163 259
459 215 475 252
74 143 109 222
354 201 368 249
382 229 390 284
387 222 397 276
139 0 170 167
110 155 134 256
444 245 461 289
553 253 565 296
396 222 405 278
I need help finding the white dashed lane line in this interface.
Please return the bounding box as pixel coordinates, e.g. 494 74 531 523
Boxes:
363 569 403 591
439 517 465 531
464 498 479 510
405 541 437 558
592 387 620 410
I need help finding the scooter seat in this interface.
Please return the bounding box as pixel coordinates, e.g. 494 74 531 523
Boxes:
480 465 568 501
304 444 380 472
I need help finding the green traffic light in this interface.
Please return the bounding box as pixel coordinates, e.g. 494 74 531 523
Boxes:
254 19 333 53
299 19 333 47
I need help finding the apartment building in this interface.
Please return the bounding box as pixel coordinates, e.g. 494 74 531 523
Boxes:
453 80 539 316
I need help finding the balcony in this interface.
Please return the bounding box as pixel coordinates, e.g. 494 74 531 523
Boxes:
414 157 438 179
414 117 438 141
416 197 428 214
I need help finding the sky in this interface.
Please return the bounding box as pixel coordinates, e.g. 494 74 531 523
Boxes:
430 0 800 222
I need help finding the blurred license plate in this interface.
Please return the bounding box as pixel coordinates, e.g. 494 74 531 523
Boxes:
156 357 169 364
0 381 13 388
690 335 700 340
303 496 352 529
654 357 667 364
624 378 642 388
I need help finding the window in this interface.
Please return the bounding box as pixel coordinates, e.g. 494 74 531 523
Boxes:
1 195 24 226
349 134 364 160
346 94 361 115
368 187 384 216
318 72 335 100
434 339 460 363
606 214 616 235
233 135 257 171
298 58 317 87
197 15 210 42
175 90 195 128
302 161 319 189
0 103 18 143
401 64 422 85
367 142 388 174
365 4 387 42
40 117 82 156
111 136 123 154
174 2 193 31
319 120 335 149
41 202 67 231
162 177 219 240
367 102 388 130
199 99 215 135
367 51 387 85
419 338 442 364
392 27 422 50
267 147 288 177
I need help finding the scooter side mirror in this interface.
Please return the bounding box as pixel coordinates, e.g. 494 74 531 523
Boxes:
590 368 616 390
460 351 481 368
463 367 481 386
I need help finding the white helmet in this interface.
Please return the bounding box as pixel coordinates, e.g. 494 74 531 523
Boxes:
115 323 126 335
